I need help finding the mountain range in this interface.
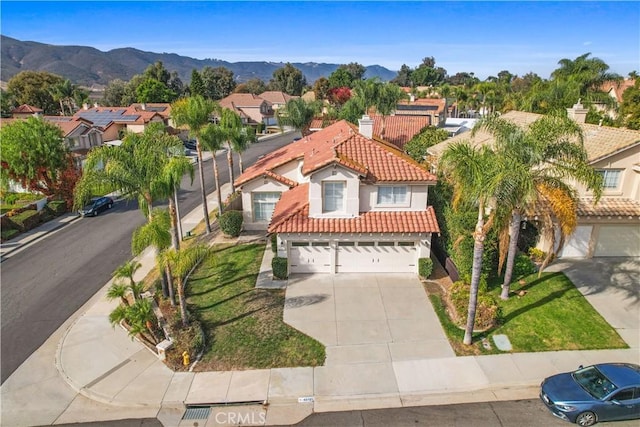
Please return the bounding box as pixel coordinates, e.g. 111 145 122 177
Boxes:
0 36 397 87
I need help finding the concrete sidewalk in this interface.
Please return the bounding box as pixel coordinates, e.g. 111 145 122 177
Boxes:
2 153 639 425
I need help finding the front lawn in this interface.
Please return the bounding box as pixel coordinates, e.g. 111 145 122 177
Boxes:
431 271 628 356
187 243 325 371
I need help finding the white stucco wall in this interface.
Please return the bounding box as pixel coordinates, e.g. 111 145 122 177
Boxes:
273 159 306 183
240 178 288 230
359 184 429 212
308 166 360 218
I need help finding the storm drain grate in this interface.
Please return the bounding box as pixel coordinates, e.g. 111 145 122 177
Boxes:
182 406 211 420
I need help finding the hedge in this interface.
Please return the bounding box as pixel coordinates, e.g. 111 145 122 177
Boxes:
418 258 434 279
11 209 42 232
270 233 278 254
218 210 243 237
46 200 67 216
272 257 288 280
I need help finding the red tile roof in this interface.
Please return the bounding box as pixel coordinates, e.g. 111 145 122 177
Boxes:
219 93 268 108
600 79 635 103
371 114 430 149
12 104 43 114
235 120 436 187
577 197 640 218
268 183 440 234
259 91 297 105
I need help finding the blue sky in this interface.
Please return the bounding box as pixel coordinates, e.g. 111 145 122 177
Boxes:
1 1 638 79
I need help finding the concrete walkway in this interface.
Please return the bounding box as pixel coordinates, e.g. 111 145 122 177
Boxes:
2 152 639 425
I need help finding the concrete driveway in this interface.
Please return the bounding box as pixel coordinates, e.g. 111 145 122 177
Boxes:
546 257 640 347
283 274 455 366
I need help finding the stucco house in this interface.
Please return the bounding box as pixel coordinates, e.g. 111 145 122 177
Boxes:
258 91 297 110
218 93 275 126
74 106 166 142
10 104 43 119
43 116 104 169
234 116 440 274
427 105 640 258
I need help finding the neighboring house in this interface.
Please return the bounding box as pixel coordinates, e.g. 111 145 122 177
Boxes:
74 106 165 142
234 117 440 274
309 115 429 151
596 79 636 119
395 97 446 127
427 104 640 258
10 104 43 119
443 118 478 137
218 93 275 126
43 116 104 169
258 91 297 110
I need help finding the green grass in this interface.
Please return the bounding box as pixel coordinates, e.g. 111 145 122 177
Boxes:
432 272 628 355
187 243 325 371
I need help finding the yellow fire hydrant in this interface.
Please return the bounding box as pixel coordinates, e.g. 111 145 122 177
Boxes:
182 351 190 366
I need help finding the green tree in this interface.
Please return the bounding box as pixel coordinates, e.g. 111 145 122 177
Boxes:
234 78 267 95
143 61 171 85
312 77 331 100
0 116 78 204
218 108 254 193
160 245 210 326
476 115 603 299
1 89 16 117
7 70 64 114
392 64 413 87
109 298 159 346
404 126 450 162
374 83 406 137
132 208 176 304
620 79 640 129
107 260 144 306
171 96 219 233
136 78 177 103
340 62 366 82
50 79 77 115
190 69 205 97
201 66 237 100
102 79 128 106
276 98 320 136
269 63 306 96
411 57 447 87
198 123 226 212
440 143 506 345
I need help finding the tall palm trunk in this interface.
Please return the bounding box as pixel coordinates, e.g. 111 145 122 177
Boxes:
238 153 244 174
177 277 189 327
165 263 176 306
196 140 212 233
501 210 522 300
226 142 235 193
463 202 486 345
211 155 224 214
168 195 180 251
174 188 183 242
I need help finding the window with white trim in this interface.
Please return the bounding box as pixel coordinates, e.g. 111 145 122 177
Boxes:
377 186 408 205
252 192 280 222
323 181 345 212
597 169 622 190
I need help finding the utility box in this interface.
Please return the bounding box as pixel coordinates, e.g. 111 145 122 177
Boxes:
156 339 173 361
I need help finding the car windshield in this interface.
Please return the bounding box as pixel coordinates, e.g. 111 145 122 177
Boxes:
572 366 618 399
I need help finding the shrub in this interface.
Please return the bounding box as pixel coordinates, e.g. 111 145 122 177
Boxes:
1 228 19 241
11 209 42 232
449 280 501 330
3 193 19 205
418 257 434 279
46 200 67 216
528 247 546 263
218 210 243 237
512 253 537 279
270 233 278 254
272 257 288 280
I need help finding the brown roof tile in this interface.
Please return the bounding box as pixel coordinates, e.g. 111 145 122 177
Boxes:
577 197 640 218
268 184 440 234
236 120 436 187
371 114 430 149
259 91 297 104
11 104 43 114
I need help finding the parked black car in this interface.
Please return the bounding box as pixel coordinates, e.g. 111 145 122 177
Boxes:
540 363 640 426
183 139 197 150
79 197 113 217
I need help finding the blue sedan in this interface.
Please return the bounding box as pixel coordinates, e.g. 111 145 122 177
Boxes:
540 363 640 426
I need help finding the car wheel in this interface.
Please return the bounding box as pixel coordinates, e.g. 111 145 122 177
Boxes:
575 411 596 426
108 203 113 209
94 210 99 217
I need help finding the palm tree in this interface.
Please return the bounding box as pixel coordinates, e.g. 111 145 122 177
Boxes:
106 282 131 307
157 155 194 250
112 260 142 290
440 143 506 345
276 97 320 136
218 108 244 194
160 245 210 327
132 208 176 305
171 96 219 234
50 79 76 115
230 125 256 175
374 83 406 138
476 114 603 299
74 123 184 220
198 123 226 213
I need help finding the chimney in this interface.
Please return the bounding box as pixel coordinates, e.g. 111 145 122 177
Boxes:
567 99 588 124
82 103 89 110
358 114 374 139
410 93 415 102
93 102 99 108
141 103 146 111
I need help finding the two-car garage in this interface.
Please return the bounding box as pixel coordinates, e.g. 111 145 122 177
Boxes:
561 224 640 258
288 240 420 274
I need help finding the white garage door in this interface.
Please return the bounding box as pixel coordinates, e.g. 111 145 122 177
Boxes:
337 242 416 273
594 225 640 257
289 243 332 273
561 226 593 258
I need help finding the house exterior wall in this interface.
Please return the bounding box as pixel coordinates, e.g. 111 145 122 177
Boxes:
240 178 289 230
126 124 147 133
308 166 360 218
359 184 429 212
102 125 120 142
